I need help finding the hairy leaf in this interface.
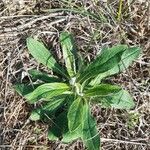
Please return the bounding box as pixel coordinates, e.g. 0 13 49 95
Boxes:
77 53 86 73
62 125 82 143
93 90 135 109
78 45 128 82
14 83 42 97
60 31 76 77
82 103 100 150
30 95 66 121
90 47 141 85
28 69 61 83
27 37 68 78
85 84 121 97
48 110 82 142
48 111 68 141
25 83 70 103
68 98 83 131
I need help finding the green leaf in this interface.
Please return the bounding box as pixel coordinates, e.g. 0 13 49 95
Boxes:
85 84 121 97
48 109 82 143
119 47 140 70
48 95 74 141
90 47 141 85
26 37 68 78
30 109 41 121
30 95 66 121
78 45 128 83
28 69 61 83
60 31 76 77
62 125 82 143
43 95 66 110
68 98 83 131
82 103 100 150
48 111 68 141
77 53 86 73
14 83 42 97
25 83 70 103
93 90 135 109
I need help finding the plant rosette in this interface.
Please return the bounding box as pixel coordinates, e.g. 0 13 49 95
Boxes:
15 31 140 150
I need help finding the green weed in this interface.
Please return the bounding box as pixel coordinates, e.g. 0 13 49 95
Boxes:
14 31 140 150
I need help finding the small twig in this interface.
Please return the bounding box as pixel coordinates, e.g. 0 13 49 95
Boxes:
18 13 64 30
0 138 149 148
148 0 150 30
0 15 39 19
4 53 11 121
101 138 149 146
0 145 50 148
117 0 123 21
11 119 30 149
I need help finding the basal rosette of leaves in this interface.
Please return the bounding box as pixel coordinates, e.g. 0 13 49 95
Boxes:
14 31 140 150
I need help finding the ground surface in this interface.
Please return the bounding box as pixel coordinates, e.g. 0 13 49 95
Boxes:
0 0 150 150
